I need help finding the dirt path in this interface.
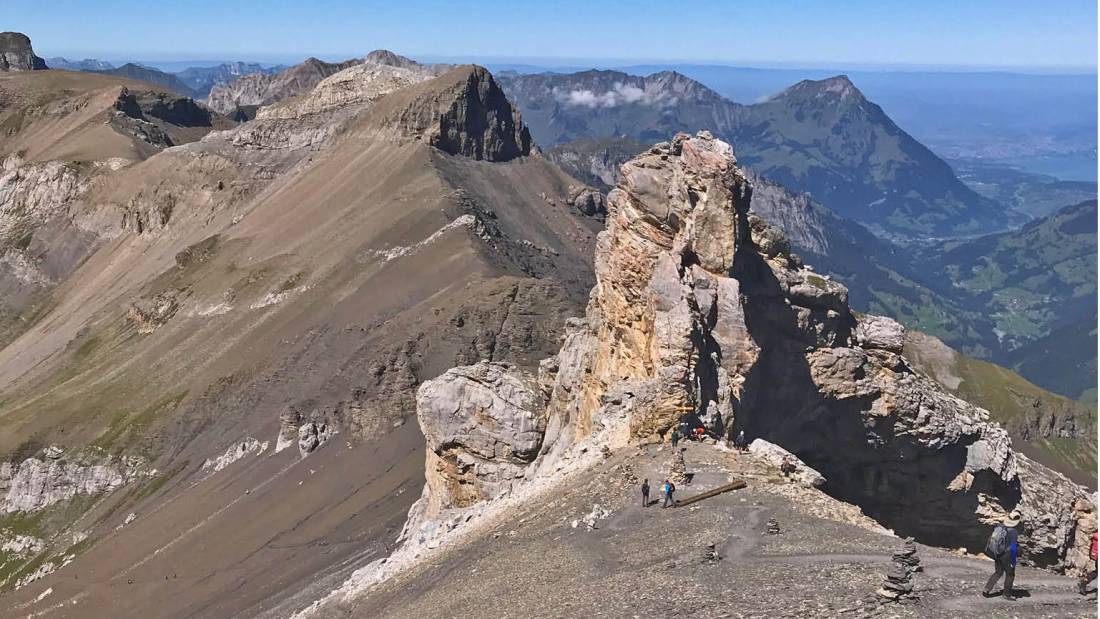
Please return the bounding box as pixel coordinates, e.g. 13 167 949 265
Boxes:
756 549 1090 613
720 505 768 560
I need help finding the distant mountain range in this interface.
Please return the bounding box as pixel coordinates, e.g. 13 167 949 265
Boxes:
93 63 199 97
176 61 275 97
544 134 1096 403
498 69 1022 241
45 57 276 99
45 56 114 71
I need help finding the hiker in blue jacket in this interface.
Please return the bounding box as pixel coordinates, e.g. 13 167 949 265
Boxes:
982 512 1021 600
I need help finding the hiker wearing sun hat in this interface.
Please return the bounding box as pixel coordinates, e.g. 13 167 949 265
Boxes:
982 511 1021 600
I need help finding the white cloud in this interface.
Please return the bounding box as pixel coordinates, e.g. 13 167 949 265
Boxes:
553 82 664 108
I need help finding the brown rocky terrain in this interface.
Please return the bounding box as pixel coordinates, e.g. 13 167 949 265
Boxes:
322 442 1096 618
0 57 603 616
0 32 1093 619
296 131 1094 618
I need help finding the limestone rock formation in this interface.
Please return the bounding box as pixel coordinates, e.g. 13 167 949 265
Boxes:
378 66 532 161
0 33 46 72
748 439 826 488
416 362 547 515
410 130 1094 574
363 49 448 75
256 63 428 120
206 57 362 115
1 454 143 513
566 185 606 217
853 313 905 352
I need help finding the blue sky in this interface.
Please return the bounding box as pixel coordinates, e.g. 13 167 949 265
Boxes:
10 0 1098 70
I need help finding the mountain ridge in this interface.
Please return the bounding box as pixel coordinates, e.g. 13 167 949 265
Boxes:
498 68 1021 240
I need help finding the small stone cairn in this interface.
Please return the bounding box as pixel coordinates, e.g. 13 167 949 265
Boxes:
700 542 721 564
876 538 921 602
765 518 781 535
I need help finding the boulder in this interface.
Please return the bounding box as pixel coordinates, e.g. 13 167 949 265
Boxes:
417 362 547 515
748 439 826 488
854 313 906 352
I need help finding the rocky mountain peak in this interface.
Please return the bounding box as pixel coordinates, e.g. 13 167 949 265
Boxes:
645 70 726 103
408 130 1094 576
379 65 531 161
0 32 47 71
364 49 420 69
773 74 865 104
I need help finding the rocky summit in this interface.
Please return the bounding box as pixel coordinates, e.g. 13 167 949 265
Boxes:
303 132 1094 616
0 32 46 72
0 26 1093 619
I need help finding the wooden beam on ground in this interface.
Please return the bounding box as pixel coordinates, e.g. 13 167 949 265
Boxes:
673 479 747 507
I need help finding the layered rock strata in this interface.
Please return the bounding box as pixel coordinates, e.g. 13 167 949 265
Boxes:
412 131 1094 574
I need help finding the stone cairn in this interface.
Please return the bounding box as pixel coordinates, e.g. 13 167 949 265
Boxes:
700 542 721 564
876 538 921 602
765 518 781 535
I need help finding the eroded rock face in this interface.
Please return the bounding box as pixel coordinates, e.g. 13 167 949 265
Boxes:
206 57 361 115
386 66 532 162
853 313 905 352
0 32 46 72
0 455 143 513
416 362 546 515
537 132 760 452
410 130 1094 572
748 438 826 488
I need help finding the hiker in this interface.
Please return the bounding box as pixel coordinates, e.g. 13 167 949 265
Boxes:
693 426 706 440
670 427 681 448
1078 531 1097 595
982 512 1020 600
780 456 797 478
735 430 747 452
662 479 676 508
641 479 650 507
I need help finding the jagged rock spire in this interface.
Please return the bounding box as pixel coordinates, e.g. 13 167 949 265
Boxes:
413 130 1095 575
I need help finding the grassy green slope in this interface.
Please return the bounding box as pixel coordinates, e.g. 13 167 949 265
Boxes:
904 331 1096 487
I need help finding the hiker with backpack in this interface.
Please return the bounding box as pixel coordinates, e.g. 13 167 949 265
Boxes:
982 511 1020 600
662 478 676 508
735 430 747 452
641 479 650 507
1078 531 1097 596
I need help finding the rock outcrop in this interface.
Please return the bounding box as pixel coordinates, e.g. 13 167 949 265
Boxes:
748 438 826 488
410 131 1094 575
416 362 546 515
1 454 144 513
378 66 532 162
206 57 362 115
0 33 46 72
257 63 429 120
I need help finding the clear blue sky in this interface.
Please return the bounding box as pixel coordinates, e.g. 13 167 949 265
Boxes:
10 0 1098 70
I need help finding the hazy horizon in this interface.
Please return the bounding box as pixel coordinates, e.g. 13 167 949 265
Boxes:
16 0 1097 72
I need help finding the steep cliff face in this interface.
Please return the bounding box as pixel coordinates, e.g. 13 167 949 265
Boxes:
0 32 46 72
412 131 1094 577
0 61 604 615
370 66 532 162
